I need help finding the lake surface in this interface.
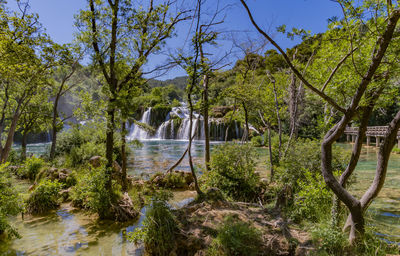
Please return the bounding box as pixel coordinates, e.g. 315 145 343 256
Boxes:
1 141 399 255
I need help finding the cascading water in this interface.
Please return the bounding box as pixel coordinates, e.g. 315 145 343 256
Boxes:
128 104 244 141
128 107 152 140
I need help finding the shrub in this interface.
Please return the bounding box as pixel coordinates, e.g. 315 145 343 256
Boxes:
26 179 62 214
392 147 400 154
55 121 129 167
311 223 347 255
128 191 177 256
208 215 262 256
0 164 23 238
70 166 120 219
22 156 46 180
290 170 333 222
250 135 264 147
7 149 21 165
276 139 348 192
202 143 260 202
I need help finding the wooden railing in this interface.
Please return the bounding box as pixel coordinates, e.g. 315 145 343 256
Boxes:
344 126 400 146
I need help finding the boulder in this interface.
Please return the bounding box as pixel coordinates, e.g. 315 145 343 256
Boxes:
89 156 102 168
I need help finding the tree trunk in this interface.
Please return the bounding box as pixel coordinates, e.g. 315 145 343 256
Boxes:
121 121 127 191
50 95 60 160
272 79 282 158
21 131 28 161
242 102 249 142
188 91 203 196
225 102 237 142
105 99 115 191
1 111 20 163
202 74 210 171
267 125 274 182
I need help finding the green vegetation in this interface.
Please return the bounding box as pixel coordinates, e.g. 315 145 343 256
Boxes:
0 0 400 254
26 179 62 214
21 157 46 180
202 143 261 202
70 166 121 219
207 215 263 256
128 192 177 256
0 164 23 239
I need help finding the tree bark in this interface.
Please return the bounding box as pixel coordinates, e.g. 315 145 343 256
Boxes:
121 121 127 191
105 100 115 190
188 91 203 196
225 102 237 142
21 131 28 161
50 94 60 160
242 102 249 142
1 110 20 163
202 74 210 171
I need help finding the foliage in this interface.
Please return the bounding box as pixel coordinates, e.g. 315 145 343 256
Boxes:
311 223 348 256
21 157 46 180
290 170 333 222
26 179 62 214
70 166 121 219
55 121 128 167
392 147 400 154
202 143 261 202
0 164 23 238
276 139 349 192
250 135 264 147
128 191 177 256
207 215 262 256
311 224 400 256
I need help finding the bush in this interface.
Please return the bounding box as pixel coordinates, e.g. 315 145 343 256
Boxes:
275 139 349 221
56 121 129 167
21 156 46 180
202 143 260 202
290 170 333 222
208 215 262 256
26 179 62 214
70 166 120 219
0 164 23 238
311 224 399 256
312 224 347 255
276 139 348 192
128 191 177 256
392 147 400 154
250 135 263 147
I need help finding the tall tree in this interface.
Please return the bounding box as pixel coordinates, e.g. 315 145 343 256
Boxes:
240 0 400 243
0 2 58 162
76 0 188 190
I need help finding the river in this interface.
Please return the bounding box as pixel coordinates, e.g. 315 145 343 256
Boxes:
0 141 399 255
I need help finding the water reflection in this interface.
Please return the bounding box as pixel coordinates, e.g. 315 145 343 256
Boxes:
2 141 399 254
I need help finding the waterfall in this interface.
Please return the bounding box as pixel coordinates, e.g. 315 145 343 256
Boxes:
127 104 244 141
128 108 152 140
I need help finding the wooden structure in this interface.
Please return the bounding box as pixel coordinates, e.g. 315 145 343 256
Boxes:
344 126 400 148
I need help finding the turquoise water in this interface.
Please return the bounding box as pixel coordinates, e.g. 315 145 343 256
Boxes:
1 141 399 255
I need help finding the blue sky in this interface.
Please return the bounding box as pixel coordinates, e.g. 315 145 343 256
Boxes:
6 0 342 80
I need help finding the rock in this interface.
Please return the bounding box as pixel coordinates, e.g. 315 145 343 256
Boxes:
205 187 225 201
260 178 269 185
211 106 233 118
189 182 196 190
59 188 71 202
112 161 122 173
111 192 139 222
89 156 102 168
